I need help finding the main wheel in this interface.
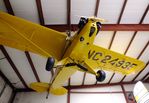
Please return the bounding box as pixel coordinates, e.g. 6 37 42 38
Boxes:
45 57 55 71
96 70 106 82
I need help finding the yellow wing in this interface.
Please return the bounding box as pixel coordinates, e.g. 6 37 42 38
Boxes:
0 11 67 60
85 45 145 75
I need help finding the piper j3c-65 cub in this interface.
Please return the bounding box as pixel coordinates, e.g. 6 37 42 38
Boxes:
0 11 145 96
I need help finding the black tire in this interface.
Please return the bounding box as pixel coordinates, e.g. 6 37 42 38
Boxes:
96 70 106 82
45 57 55 71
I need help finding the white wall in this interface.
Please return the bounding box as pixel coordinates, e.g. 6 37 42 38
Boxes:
0 76 13 103
13 85 125 103
70 93 126 103
13 92 67 103
14 91 126 103
70 85 126 103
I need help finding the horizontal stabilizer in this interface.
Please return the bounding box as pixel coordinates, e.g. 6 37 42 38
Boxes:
30 82 68 95
50 87 68 95
30 82 50 93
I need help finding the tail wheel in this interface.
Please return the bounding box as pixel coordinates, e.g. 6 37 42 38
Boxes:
96 70 106 82
45 57 55 71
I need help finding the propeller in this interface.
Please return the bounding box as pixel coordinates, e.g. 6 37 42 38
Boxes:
76 15 107 23
89 17 107 23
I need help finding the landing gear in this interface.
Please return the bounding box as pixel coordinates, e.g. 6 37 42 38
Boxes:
45 57 55 71
96 70 106 82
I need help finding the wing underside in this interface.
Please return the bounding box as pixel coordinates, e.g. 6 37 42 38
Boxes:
85 45 145 75
0 11 67 60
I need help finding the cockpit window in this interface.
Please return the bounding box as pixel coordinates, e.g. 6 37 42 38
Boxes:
89 27 95 37
77 17 88 35
78 17 88 28
96 22 101 35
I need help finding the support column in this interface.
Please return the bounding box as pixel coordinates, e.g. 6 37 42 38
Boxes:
121 84 129 103
67 88 70 103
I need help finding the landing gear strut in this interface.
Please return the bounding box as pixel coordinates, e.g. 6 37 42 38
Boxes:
96 70 106 82
45 57 55 71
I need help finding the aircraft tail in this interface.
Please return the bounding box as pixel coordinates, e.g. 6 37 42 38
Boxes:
30 82 67 95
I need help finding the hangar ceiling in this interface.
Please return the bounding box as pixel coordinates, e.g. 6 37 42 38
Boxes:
0 0 149 89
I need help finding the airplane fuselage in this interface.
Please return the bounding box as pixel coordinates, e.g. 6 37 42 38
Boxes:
63 18 99 65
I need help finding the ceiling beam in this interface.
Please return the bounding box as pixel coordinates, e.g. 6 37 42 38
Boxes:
139 4 149 24
45 24 149 32
67 89 70 103
82 72 86 85
68 78 71 86
120 76 126 83
144 75 149 82
0 45 28 88
25 51 40 82
108 73 115 84
137 41 149 59
120 4 149 82
121 84 129 103
3 0 14 15
15 88 34 92
66 0 71 37
117 0 128 23
70 82 147 89
123 4 149 55
94 0 100 17
8 90 16 103
16 81 145 92
107 0 128 84
124 31 137 55
142 72 149 81
69 81 139 89
67 0 71 28
35 0 45 25
108 31 116 49
71 91 131 94
101 24 149 31
0 70 14 90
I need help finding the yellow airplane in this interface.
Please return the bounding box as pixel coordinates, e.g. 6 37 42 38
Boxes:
0 11 145 96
